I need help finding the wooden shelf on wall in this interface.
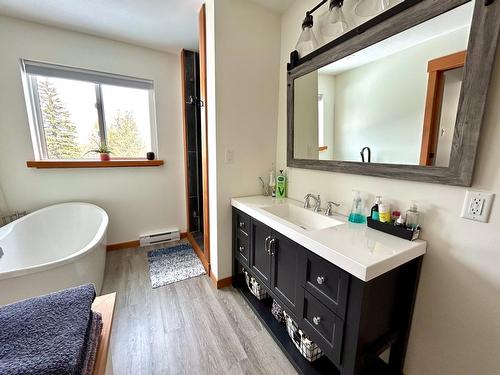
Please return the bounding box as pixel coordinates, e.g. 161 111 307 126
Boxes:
26 160 165 169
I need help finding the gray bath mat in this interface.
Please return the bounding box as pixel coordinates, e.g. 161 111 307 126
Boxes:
147 242 206 288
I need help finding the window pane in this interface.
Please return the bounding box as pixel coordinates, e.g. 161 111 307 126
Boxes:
36 76 99 159
101 85 151 158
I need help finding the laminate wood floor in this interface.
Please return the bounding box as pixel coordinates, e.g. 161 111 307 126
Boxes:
102 243 297 375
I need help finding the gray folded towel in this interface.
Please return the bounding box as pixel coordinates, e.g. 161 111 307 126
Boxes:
0 284 96 375
82 311 103 375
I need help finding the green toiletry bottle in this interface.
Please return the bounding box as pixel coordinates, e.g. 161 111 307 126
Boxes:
276 170 287 198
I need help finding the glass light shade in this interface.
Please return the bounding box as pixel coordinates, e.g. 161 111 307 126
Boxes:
319 7 349 43
354 0 390 17
295 27 319 58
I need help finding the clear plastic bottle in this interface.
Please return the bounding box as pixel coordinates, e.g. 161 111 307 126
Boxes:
406 201 420 229
348 190 366 224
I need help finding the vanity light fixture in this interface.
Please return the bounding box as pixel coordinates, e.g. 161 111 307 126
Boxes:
295 0 399 58
319 0 349 43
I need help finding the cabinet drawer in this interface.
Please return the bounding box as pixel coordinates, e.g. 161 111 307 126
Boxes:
235 210 250 237
235 234 249 265
299 288 344 366
301 250 349 319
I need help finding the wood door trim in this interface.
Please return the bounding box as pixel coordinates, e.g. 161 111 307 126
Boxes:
427 50 467 72
419 50 466 166
199 4 211 268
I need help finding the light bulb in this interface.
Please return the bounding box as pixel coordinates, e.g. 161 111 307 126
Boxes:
319 1 349 44
295 14 319 58
354 0 390 17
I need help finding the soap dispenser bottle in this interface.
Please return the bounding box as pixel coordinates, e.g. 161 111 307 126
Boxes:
371 196 382 221
406 201 420 229
276 170 287 198
269 170 276 197
348 190 366 224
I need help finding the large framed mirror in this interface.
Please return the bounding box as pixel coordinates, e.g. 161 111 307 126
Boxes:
287 0 500 186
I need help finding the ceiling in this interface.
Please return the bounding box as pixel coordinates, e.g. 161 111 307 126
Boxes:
0 0 294 54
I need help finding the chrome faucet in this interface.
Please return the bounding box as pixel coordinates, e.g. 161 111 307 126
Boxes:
325 201 340 216
304 194 321 212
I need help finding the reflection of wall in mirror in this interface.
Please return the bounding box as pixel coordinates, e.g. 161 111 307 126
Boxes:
294 71 318 159
328 26 469 165
434 67 463 167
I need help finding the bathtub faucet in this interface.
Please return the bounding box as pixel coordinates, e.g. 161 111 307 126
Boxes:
0 246 3 258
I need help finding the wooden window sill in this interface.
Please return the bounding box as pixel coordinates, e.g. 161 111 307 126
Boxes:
26 160 165 169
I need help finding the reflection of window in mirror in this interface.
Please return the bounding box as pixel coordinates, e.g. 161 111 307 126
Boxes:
318 74 335 160
420 51 466 166
318 94 329 158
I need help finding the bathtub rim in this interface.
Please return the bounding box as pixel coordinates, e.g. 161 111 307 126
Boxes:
0 202 108 281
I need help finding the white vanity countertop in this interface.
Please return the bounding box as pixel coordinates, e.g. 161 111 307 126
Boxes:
231 196 426 282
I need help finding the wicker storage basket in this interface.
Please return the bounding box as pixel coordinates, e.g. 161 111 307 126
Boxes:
244 270 268 300
283 311 323 362
271 299 285 323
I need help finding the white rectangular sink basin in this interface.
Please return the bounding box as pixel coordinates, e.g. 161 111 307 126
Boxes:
261 203 344 231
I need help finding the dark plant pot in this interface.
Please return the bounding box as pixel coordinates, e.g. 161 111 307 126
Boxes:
146 152 155 161
100 153 111 161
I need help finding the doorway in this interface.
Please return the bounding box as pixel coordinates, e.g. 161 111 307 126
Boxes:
182 5 210 274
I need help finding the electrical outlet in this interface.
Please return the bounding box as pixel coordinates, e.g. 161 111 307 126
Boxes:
460 190 494 223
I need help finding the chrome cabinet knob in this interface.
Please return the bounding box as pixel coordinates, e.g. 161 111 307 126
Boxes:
239 245 245 252
313 316 321 325
317 276 325 285
239 222 245 228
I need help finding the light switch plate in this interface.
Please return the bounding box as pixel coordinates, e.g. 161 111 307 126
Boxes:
460 190 494 223
225 149 234 164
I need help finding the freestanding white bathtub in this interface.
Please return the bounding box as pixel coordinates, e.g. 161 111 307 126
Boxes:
0 202 108 306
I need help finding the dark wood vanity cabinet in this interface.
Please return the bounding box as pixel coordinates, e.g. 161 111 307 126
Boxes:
232 208 422 375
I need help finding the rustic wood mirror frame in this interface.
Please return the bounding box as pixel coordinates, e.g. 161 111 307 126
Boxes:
287 0 499 186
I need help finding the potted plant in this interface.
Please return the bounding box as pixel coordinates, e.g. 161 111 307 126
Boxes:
85 143 112 161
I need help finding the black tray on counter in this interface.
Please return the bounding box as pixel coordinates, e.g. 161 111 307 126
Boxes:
366 216 420 241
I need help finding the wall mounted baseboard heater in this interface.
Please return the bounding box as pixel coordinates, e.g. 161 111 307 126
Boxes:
139 228 180 246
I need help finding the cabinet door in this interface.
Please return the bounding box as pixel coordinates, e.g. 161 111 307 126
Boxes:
250 219 272 286
270 232 301 315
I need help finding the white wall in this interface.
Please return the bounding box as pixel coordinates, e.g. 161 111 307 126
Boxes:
0 183 8 216
0 16 186 244
205 0 281 279
278 1 500 374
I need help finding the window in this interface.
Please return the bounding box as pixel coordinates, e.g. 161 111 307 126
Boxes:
21 60 158 160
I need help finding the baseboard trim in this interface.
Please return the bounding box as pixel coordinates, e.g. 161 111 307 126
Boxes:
106 232 187 251
210 273 233 289
186 232 210 274
106 240 140 251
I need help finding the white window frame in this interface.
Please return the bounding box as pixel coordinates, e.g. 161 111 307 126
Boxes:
20 59 159 160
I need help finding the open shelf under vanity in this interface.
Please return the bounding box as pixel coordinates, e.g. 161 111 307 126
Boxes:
234 271 400 375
